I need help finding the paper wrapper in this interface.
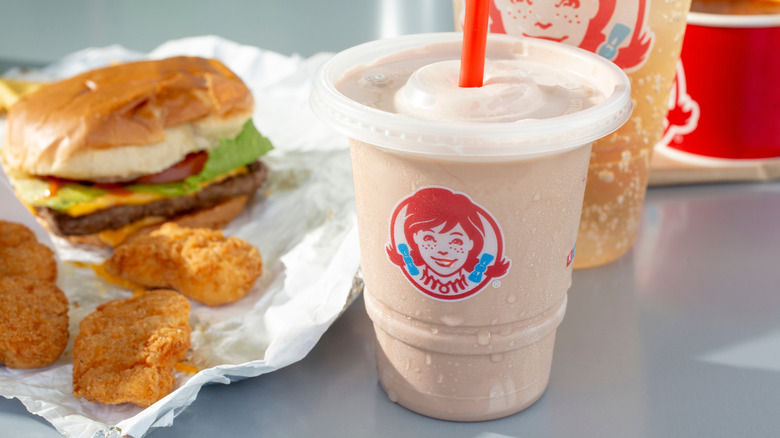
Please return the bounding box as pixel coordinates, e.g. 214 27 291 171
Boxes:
0 36 360 437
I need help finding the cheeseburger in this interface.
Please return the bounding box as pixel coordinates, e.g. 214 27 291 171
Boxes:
1 56 272 248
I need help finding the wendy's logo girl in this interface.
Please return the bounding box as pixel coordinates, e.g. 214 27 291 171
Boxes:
386 187 511 301
482 0 654 72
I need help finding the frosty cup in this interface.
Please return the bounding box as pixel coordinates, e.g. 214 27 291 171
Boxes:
311 33 631 421
455 0 692 268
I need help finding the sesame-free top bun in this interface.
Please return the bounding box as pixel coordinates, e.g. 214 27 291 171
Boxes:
2 56 254 182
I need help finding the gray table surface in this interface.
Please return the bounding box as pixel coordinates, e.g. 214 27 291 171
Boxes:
3 181 780 437
3 1 780 436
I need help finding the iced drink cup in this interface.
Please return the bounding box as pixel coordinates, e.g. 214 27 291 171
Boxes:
455 0 692 268
311 33 631 421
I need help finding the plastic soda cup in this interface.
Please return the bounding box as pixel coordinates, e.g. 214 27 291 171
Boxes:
454 0 692 268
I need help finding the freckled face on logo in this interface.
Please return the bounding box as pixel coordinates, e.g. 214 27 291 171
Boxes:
413 223 474 277
495 0 599 45
386 186 511 301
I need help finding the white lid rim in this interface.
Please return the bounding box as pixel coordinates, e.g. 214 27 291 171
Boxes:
311 33 633 158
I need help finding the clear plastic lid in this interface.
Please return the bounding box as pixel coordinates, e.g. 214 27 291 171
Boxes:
311 33 632 159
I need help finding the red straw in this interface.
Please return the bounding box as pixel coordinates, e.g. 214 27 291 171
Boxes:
459 0 491 88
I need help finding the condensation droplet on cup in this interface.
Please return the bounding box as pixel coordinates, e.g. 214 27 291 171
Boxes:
532 192 541 201
387 388 399 402
598 169 615 183
437 373 445 383
506 294 517 304
490 353 505 363
430 326 439 335
477 330 491 346
425 354 432 365
441 314 465 327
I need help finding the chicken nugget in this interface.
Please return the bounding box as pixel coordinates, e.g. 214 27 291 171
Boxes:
0 220 57 282
0 276 69 369
0 220 36 246
105 223 263 306
72 289 191 407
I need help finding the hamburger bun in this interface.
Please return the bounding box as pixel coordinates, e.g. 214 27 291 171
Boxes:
1 56 273 248
2 56 254 182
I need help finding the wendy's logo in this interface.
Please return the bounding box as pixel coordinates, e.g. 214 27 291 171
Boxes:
661 61 700 147
386 186 511 301
485 0 655 72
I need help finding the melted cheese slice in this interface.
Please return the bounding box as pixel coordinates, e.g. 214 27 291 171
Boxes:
65 166 249 217
97 216 167 247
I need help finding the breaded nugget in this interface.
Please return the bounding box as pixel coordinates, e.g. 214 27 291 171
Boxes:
72 290 191 407
105 223 263 306
0 276 69 369
0 219 36 245
0 220 57 282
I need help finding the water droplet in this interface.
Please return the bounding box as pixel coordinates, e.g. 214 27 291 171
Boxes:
598 170 615 183
441 314 465 327
387 388 399 402
477 330 491 346
437 373 444 383
430 327 439 335
506 294 517 304
425 354 432 365
532 192 541 201
490 353 505 363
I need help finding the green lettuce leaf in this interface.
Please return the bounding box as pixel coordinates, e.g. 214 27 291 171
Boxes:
10 174 107 211
129 119 273 196
13 119 273 211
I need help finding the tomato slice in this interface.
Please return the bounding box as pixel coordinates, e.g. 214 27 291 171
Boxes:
93 182 134 196
133 151 209 184
45 176 135 197
46 177 65 197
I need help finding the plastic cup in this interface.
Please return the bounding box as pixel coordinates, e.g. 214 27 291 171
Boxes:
311 33 631 421
455 0 692 268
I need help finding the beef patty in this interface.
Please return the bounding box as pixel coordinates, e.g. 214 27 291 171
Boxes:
36 161 268 237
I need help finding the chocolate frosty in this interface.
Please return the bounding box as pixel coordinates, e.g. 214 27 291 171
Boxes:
312 33 631 421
